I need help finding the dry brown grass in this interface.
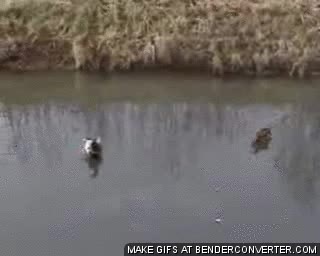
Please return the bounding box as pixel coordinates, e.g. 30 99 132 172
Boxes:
0 0 320 76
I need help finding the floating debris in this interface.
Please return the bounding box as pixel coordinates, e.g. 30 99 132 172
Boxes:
215 218 222 224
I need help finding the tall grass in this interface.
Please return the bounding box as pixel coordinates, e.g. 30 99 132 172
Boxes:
0 0 320 76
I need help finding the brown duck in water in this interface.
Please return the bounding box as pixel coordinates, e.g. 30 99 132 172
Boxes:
251 128 272 153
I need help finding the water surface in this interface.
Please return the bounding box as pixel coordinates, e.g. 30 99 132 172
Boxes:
0 71 320 256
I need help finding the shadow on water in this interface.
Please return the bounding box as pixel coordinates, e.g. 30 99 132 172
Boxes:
0 72 320 254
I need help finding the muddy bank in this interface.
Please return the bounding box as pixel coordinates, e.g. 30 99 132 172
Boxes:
1 0 320 76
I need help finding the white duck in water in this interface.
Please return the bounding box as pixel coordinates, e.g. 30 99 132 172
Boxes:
82 137 102 158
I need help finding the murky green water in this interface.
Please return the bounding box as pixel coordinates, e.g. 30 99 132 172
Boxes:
0 71 320 255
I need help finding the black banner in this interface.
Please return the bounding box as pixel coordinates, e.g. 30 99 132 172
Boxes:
124 243 319 255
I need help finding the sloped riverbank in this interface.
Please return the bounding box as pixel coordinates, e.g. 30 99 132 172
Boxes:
0 0 320 77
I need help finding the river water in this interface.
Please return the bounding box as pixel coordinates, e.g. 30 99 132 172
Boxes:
0 71 319 255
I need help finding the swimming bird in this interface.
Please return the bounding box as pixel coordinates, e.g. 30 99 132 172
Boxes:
82 137 102 158
251 127 272 154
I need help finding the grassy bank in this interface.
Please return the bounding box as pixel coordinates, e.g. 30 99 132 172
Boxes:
0 0 320 76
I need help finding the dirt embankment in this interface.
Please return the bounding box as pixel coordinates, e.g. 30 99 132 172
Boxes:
1 0 320 77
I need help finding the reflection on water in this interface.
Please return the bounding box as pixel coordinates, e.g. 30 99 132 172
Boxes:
274 104 320 210
0 72 320 255
85 156 102 178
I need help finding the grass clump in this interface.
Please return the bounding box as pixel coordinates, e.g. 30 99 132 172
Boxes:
0 0 320 76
